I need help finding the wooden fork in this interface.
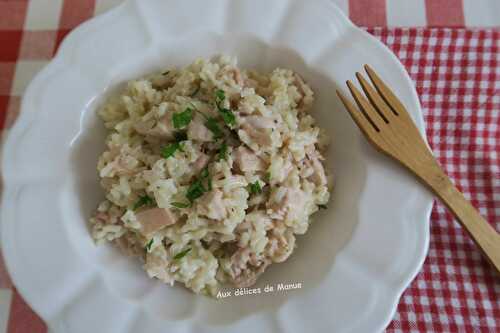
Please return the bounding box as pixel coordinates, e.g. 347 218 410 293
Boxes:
337 65 500 274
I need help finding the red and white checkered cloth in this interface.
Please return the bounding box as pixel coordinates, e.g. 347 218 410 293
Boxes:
0 1 499 332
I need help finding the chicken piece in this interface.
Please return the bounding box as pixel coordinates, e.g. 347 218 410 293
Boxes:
152 112 175 138
234 146 266 172
266 224 296 263
229 247 271 288
237 102 254 115
306 151 327 186
244 115 274 129
309 157 327 185
268 187 307 221
272 156 294 184
240 124 273 147
94 212 111 224
285 188 307 221
230 247 251 278
114 154 141 176
135 208 177 236
114 233 143 257
192 153 210 173
198 189 226 220
239 116 274 147
134 113 175 139
145 250 174 284
233 259 271 288
188 115 213 142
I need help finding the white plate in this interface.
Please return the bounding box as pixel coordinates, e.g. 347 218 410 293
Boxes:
1 0 433 332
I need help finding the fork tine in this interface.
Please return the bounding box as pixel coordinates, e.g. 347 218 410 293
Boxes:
346 80 385 132
364 65 403 116
336 90 379 138
355 72 390 124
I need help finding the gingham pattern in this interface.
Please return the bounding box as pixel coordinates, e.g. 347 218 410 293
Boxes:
372 28 500 332
0 1 499 332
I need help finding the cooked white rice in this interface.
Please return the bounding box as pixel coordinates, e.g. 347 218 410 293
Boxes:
90 56 331 296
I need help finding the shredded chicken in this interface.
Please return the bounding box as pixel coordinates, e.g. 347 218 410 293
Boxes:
95 212 111 224
266 222 296 262
234 146 266 172
114 233 143 257
188 115 213 142
229 247 271 287
268 187 307 221
198 189 227 220
240 115 274 147
145 250 174 284
306 151 327 186
136 207 177 236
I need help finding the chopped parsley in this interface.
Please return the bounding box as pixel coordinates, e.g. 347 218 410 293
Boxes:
201 167 212 190
133 195 154 210
161 142 182 159
205 117 223 139
248 181 262 195
186 179 206 203
171 202 191 208
186 168 211 203
173 248 191 260
264 172 271 183
218 142 228 161
215 89 225 105
318 204 328 210
219 108 236 126
207 176 212 191
214 89 236 127
146 239 154 252
172 108 193 129
200 167 209 179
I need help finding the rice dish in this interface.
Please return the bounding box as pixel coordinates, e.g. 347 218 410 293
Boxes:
90 56 331 296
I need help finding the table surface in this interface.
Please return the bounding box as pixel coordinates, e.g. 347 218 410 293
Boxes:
0 1 499 332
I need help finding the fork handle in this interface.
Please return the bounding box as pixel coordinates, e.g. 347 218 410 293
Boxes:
420 160 500 273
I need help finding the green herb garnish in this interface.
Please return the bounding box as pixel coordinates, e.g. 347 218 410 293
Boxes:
207 176 212 191
219 108 236 126
172 108 193 129
185 168 211 203
146 239 154 252
205 117 223 139
134 195 154 210
173 248 191 260
248 181 262 195
214 89 236 127
171 202 191 208
186 179 206 203
161 142 182 159
318 204 328 210
218 142 228 161
200 167 209 179
264 172 271 183
215 89 225 105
